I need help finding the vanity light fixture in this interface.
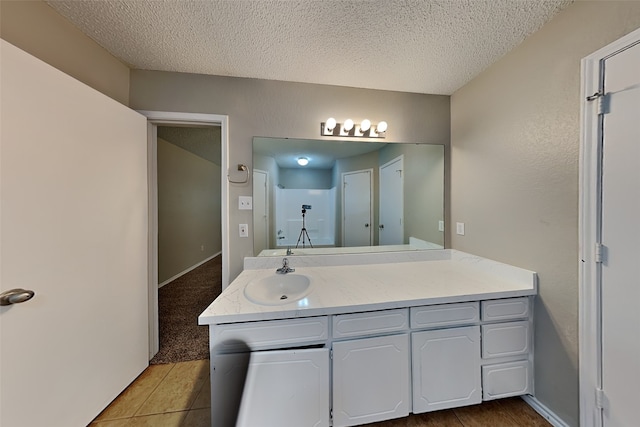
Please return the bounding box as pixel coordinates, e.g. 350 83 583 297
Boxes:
343 119 354 131
321 118 387 138
325 117 337 132
297 157 309 166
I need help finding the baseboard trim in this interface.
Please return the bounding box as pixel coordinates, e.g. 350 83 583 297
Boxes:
522 395 570 427
158 252 221 288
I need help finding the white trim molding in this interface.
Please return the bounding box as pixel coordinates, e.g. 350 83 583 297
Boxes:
138 110 229 359
522 395 571 427
579 27 640 427
158 252 221 288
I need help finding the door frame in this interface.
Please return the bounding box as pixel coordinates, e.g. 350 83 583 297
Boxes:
579 27 640 427
379 155 404 245
138 111 229 359
253 168 269 255
341 168 373 247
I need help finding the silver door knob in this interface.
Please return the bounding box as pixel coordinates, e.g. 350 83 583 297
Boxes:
0 288 35 306
379 224 384 229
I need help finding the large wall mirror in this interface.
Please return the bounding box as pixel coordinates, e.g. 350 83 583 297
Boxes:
253 137 444 256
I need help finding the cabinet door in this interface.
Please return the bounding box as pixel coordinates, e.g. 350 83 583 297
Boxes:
412 326 481 413
213 348 330 427
332 334 410 427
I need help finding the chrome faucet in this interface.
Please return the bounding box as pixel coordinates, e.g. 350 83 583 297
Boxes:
276 257 295 274
286 246 293 256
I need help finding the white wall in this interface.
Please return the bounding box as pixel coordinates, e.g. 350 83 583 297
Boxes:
450 2 640 425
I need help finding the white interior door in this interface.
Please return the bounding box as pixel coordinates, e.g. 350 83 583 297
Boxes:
379 156 404 245
342 170 372 247
600 41 640 427
0 41 149 427
253 169 269 255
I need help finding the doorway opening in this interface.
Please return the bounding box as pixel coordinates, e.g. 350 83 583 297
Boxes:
151 125 222 364
140 111 229 361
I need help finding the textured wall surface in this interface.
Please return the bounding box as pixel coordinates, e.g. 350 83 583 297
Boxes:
0 1 130 105
450 2 640 425
129 72 451 281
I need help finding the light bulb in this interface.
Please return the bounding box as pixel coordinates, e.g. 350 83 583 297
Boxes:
297 157 309 166
344 119 354 131
376 121 388 133
361 119 371 132
326 117 336 131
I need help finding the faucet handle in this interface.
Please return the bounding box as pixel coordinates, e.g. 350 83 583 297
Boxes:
282 257 289 267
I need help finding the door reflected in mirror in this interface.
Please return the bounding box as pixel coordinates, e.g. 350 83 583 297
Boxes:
253 137 444 256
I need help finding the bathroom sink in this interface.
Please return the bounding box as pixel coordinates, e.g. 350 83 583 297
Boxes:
244 274 312 305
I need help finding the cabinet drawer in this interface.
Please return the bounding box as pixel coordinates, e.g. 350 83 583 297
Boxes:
410 302 479 328
332 309 408 338
482 360 531 400
481 297 529 321
212 316 328 352
482 321 530 359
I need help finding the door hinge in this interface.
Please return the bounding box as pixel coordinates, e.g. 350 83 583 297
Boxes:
330 408 333 421
330 349 333 360
596 387 608 411
586 92 609 115
595 243 603 263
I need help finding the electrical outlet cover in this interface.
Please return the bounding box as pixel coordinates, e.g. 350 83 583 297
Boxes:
239 196 253 210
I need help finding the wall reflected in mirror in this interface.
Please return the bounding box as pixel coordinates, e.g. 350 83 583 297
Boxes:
253 137 444 256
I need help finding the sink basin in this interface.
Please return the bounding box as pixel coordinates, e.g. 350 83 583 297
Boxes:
244 274 312 305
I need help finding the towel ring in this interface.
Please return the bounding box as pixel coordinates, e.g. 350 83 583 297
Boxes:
228 164 249 184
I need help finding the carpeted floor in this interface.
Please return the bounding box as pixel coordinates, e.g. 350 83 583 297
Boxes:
150 255 222 364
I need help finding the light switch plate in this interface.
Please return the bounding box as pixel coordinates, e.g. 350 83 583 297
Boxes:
438 220 445 232
456 222 465 236
239 224 248 237
239 196 253 210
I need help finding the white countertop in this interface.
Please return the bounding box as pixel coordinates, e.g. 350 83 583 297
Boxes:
199 250 537 325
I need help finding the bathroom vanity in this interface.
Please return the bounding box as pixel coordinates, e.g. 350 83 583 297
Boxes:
199 250 537 427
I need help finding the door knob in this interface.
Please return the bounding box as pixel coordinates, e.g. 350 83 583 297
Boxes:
0 288 35 306
365 223 369 227
379 224 384 229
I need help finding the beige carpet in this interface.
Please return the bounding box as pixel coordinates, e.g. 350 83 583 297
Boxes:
150 256 221 364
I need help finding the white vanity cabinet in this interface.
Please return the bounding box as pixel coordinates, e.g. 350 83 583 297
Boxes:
332 333 410 427
210 316 330 427
412 326 482 412
331 309 410 427
480 297 533 400
207 297 534 427
410 302 482 413
234 348 330 427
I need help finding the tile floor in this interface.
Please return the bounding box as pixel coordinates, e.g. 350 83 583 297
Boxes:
89 360 210 427
90 360 551 427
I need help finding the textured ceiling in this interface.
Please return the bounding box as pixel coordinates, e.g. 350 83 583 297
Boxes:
47 0 573 95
